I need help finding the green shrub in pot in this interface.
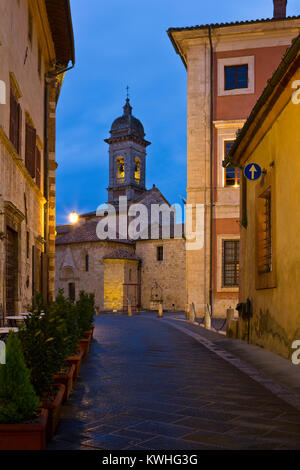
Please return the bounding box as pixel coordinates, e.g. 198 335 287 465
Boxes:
0 333 40 423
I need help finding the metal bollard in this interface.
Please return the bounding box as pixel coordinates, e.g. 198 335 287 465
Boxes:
158 303 163 318
205 305 211 329
128 302 132 317
226 307 234 324
189 303 196 322
185 304 190 319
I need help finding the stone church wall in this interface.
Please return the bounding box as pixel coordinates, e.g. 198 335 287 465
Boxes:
55 241 135 310
135 238 186 311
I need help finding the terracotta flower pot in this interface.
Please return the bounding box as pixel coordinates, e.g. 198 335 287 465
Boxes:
54 363 75 402
43 384 65 441
66 348 84 380
0 408 48 450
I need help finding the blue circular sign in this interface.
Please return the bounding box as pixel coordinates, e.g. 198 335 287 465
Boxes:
244 163 262 181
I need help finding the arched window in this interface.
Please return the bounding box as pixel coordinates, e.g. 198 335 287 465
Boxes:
116 157 125 183
135 157 141 183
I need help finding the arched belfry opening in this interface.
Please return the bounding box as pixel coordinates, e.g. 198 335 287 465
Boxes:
104 97 151 205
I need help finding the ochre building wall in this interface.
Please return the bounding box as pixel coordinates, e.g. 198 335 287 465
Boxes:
239 79 300 359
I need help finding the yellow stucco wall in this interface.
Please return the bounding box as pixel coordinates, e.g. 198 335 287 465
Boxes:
240 75 300 359
103 260 125 311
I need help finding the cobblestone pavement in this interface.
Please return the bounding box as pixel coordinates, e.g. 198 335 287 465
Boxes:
48 314 300 450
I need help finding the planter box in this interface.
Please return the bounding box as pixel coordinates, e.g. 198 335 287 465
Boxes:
54 363 75 402
43 384 65 441
66 348 84 380
0 408 48 450
78 332 92 358
86 325 95 339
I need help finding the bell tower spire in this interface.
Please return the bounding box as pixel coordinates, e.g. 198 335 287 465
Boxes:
104 97 151 205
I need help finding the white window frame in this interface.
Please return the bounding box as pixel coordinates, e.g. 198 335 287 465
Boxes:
217 234 240 293
214 120 246 188
218 56 255 96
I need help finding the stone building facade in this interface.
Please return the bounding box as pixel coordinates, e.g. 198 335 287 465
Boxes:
0 0 74 323
225 34 300 359
168 1 300 317
55 99 186 312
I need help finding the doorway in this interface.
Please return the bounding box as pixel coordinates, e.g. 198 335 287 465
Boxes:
6 226 18 316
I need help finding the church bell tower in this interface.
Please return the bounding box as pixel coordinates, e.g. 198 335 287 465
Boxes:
105 97 151 205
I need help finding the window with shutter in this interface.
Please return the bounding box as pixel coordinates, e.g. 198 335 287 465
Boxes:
255 170 276 289
9 88 21 153
18 104 22 155
25 123 36 178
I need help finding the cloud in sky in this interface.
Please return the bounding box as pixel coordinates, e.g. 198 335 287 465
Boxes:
55 0 299 224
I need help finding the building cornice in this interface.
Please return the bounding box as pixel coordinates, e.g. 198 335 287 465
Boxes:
213 119 246 129
168 18 300 67
104 134 151 148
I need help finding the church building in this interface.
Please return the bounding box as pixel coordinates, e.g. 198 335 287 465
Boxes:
55 99 186 312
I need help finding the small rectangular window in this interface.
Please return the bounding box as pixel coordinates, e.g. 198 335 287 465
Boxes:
85 254 89 272
68 283 76 303
225 64 248 90
157 246 163 261
222 240 239 287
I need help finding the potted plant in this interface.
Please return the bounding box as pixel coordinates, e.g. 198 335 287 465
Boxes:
53 290 84 380
0 333 48 450
76 291 95 357
54 363 75 402
19 297 68 441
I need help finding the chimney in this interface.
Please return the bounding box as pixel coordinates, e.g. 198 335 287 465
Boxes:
273 0 287 19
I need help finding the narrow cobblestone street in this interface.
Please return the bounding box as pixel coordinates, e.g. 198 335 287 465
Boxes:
48 315 300 450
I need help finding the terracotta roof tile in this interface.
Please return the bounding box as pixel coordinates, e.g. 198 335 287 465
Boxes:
55 219 133 245
167 15 300 34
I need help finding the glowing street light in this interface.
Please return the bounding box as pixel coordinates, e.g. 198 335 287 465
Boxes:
69 211 79 224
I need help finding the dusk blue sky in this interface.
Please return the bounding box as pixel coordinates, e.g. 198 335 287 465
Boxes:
56 0 298 224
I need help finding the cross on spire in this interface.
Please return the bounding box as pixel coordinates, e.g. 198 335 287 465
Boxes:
126 86 130 100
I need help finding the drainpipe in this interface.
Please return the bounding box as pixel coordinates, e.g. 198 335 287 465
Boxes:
208 26 214 318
